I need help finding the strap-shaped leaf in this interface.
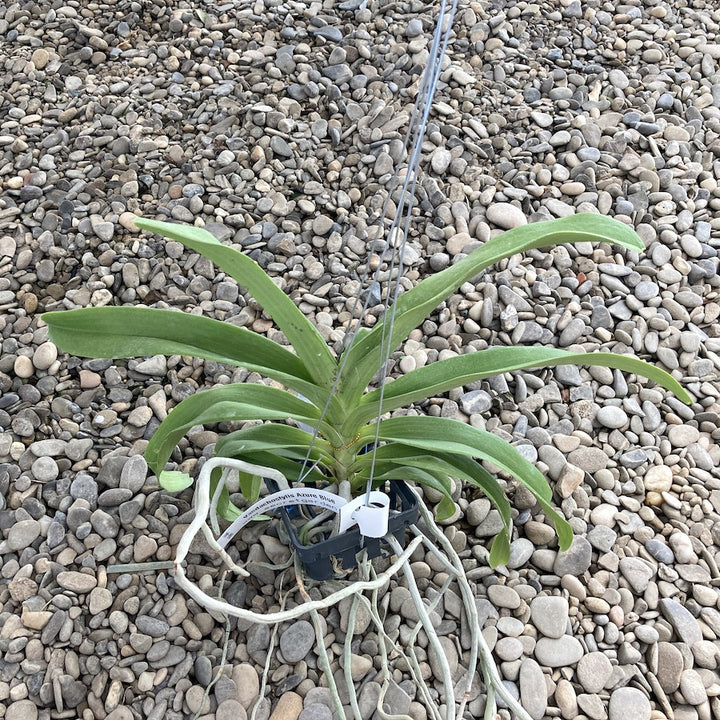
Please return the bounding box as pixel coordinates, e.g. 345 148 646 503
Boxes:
222 451 330 487
345 347 691 431
362 416 573 550
145 384 334 474
238 472 263 504
371 465 456 520
42 306 335 409
215 424 333 465
209 466 243 521
134 217 337 388
338 214 645 405
352 445 513 564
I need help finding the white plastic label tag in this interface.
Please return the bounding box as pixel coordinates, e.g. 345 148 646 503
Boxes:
216 487 390 548
217 488 345 549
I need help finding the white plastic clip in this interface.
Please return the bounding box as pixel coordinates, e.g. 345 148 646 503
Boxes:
337 491 390 538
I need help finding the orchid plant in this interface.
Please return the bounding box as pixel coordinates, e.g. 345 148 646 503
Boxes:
43 214 690 565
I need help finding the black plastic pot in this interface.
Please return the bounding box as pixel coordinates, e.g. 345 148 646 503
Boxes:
264 479 419 581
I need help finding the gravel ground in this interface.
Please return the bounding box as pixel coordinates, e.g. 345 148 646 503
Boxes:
1 0 720 719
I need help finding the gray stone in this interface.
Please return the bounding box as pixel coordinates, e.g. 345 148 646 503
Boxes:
487 203 527 229
303 688 334 710
194 656 213 686
567 446 608 473
406 18 423 37
135 355 167 375
507 538 534 569
645 539 674 564
298 705 332 720
553 537 592 576
149 645 186 668
660 599 703 645
429 636 458 678
247 623 271 654
280 620 315 663
576 652 613 693
534 636 583 667
460 390 492 414
559 317 586 346
6 700 39 720
488 584 521 610
431 147 452 174
270 135 293 158
531 596 569 638
657 642 684 694
596 406 628 429
374 152 394 176
29 438 67 456
634 281 659 301
135 615 170 638
667 425 700 448
322 64 352 84
381 680 411 716
7 519 41 550
216 699 247 720
619 557 655 593
93 222 115 241
119 454 147 493
587 525 617 553
519 658 546 720
495 637 523 661
31 455 59 482
91 508 119 538
577 694 606 720
679 669 707 705
608 688 651 720
56 571 97 593
358 682 381 720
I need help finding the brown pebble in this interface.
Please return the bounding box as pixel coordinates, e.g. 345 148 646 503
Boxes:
23 293 38 313
80 369 102 389
31 48 50 69
268 692 302 720
21 608 53 630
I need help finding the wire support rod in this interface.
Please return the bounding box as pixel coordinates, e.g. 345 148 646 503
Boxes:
296 0 460 491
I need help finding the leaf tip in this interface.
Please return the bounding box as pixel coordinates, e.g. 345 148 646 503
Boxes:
677 387 694 405
488 532 511 567
158 470 193 492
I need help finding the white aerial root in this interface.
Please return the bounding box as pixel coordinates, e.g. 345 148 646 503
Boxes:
409 490 535 720
172 457 424 623
171 458 532 719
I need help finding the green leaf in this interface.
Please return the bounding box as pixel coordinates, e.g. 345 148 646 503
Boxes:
133 217 338 388
371 465 453 505
338 214 645 405
145 384 332 475
489 531 511 567
346 347 691 430
363 416 572 550
223 451 329 486
435 495 456 522
215 423 334 466
42 306 334 408
209 466 242 521
238 473 263 504
353 444 514 564
158 471 193 492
